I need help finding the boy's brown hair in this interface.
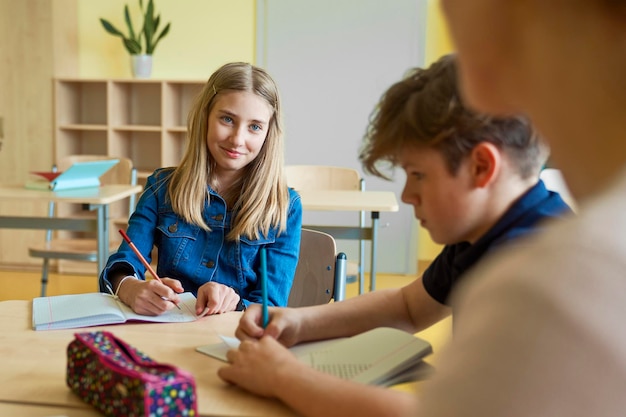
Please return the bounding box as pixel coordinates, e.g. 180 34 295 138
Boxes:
360 54 548 179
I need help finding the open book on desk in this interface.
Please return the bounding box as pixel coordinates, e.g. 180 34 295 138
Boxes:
196 327 434 386
33 292 199 331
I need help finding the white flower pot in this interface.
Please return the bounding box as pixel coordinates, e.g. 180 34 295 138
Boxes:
131 54 153 78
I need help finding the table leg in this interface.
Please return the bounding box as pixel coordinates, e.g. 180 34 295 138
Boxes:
96 204 109 275
369 211 380 292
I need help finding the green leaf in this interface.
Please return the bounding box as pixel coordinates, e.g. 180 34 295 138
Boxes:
153 15 160 34
123 38 142 55
147 0 155 22
100 18 125 37
145 2 155 45
124 5 137 43
149 22 170 54
100 0 169 55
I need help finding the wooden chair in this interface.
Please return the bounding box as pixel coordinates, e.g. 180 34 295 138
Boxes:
288 228 347 307
28 155 137 296
285 165 365 289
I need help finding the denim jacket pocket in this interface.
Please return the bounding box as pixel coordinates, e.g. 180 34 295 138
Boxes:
238 233 276 271
156 213 201 267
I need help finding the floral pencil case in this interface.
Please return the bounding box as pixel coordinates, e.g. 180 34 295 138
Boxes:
66 331 197 417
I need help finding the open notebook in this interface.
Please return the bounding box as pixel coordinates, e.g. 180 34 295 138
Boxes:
196 327 434 386
32 292 199 331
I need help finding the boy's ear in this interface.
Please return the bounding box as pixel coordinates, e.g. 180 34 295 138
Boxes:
470 142 501 187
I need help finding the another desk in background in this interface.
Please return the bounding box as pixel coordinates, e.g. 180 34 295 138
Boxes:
0 300 298 417
0 184 143 273
297 189 399 293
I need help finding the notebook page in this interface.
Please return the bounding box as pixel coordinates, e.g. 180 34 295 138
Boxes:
33 293 125 331
194 327 432 385
196 336 346 362
298 327 432 385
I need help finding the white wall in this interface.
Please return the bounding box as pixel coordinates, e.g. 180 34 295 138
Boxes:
257 0 427 275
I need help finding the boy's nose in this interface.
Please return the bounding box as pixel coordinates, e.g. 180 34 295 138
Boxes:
401 187 420 206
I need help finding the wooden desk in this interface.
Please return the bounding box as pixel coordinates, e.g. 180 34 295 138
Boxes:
0 300 297 417
0 184 143 273
297 189 399 293
0 403 103 417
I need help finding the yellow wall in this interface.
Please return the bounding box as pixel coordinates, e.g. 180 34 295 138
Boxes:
424 0 454 64
418 0 455 262
78 0 256 78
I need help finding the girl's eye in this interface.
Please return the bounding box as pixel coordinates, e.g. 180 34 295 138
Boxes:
250 124 262 132
221 116 233 124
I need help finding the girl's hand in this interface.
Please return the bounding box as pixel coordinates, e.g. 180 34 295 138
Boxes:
118 278 182 316
196 282 240 315
235 304 302 347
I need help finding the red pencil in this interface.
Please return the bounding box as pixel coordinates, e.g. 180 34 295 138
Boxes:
118 229 180 309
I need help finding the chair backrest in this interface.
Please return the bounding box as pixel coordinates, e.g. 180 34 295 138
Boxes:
285 165 361 191
285 165 365 288
288 229 346 307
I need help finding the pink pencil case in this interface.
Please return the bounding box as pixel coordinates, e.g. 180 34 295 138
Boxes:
66 331 197 417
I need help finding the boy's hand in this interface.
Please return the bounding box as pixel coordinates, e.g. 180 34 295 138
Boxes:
195 282 240 316
235 304 301 347
217 335 306 398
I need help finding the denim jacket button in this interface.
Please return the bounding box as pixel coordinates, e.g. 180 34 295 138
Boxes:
206 260 215 268
213 214 224 221
168 224 178 233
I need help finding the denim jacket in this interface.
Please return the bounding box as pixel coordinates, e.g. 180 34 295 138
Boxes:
99 168 302 307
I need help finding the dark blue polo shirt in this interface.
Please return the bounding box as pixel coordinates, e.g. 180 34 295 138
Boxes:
422 180 573 305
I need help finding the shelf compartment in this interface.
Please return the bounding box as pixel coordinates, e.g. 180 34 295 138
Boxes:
109 130 162 174
55 80 107 125
109 81 161 127
163 81 204 128
162 131 188 167
55 129 108 157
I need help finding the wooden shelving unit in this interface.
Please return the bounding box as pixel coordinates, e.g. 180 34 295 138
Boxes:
52 79 205 274
54 79 206 180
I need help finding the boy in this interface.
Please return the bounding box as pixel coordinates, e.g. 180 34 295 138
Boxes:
217 54 572 417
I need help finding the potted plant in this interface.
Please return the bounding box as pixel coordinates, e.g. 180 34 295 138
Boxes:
100 0 171 78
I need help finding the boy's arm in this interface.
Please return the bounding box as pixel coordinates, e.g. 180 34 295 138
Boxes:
402 277 452 333
238 276 451 345
297 276 451 339
218 336 416 417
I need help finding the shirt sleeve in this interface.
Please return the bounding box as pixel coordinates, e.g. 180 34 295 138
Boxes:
421 245 457 305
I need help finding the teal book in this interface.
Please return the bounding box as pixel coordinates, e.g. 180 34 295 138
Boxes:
26 159 119 191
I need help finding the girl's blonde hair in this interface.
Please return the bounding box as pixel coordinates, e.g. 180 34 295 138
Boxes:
167 62 289 240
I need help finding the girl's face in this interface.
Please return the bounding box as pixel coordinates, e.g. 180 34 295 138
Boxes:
207 90 273 182
399 146 485 245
